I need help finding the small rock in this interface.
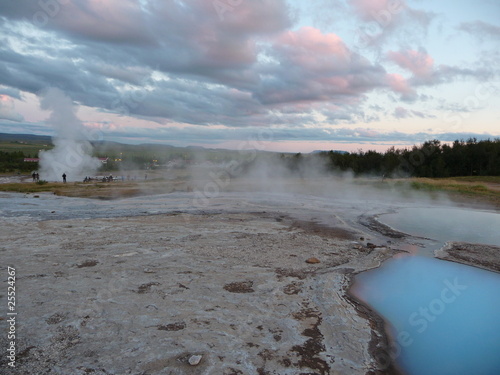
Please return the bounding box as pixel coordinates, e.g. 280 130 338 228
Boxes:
143 268 156 273
188 354 203 366
34 195 40 198
366 243 377 249
359 237 365 241
305 257 320 264
51 211 55 213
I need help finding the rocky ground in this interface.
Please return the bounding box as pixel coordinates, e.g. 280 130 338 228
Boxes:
436 242 500 272
0 191 403 375
1 179 497 375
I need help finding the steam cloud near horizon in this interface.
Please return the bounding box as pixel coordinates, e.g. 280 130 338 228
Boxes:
38 88 100 182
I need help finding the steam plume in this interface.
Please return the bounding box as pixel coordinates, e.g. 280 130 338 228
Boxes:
38 88 101 182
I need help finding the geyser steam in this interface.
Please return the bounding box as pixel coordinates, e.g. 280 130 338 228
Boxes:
38 88 101 182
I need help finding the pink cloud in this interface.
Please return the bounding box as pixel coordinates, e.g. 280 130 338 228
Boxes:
254 27 396 110
54 0 153 44
278 27 349 57
274 26 354 73
387 49 434 80
0 94 24 122
386 73 415 98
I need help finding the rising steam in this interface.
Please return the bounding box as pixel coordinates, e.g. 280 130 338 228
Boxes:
38 88 101 182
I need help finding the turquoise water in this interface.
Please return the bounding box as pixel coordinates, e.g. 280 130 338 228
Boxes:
353 255 500 375
352 207 500 375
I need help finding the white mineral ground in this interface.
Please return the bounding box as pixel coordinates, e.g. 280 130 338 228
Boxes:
0 178 497 375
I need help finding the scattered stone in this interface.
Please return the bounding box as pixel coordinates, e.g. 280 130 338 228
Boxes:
188 354 203 366
137 282 160 294
33 195 40 198
305 257 320 264
223 281 254 293
51 211 55 213
283 282 303 295
157 322 186 331
76 260 98 268
143 267 156 273
46 313 67 325
366 243 377 249
359 237 364 241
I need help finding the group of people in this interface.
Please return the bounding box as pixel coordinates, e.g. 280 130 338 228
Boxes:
31 172 40 182
82 175 114 182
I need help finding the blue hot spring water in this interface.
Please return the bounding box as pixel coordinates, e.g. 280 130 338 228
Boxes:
352 208 500 375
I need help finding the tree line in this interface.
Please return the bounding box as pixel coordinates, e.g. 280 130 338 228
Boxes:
0 151 38 173
1 138 499 177
316 138 500 177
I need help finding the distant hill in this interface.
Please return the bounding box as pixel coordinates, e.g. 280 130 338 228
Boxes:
0 132 273 164
0 133 52 143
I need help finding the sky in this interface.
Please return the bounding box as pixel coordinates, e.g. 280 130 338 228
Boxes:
0 0 499 153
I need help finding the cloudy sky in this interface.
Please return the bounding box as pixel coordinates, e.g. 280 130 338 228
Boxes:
0 0 499 152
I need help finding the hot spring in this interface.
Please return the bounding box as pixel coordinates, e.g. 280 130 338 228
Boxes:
379 207 500 247
352 207 500 375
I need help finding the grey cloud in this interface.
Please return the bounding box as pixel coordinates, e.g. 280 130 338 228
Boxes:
0 120 52 135
458 20 500 41
0 0 496 134
0 86 22 100
99 125 499 147
393 106 435 119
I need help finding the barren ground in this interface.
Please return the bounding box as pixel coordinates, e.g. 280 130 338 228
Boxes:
0 189 404 375
1 174 498 375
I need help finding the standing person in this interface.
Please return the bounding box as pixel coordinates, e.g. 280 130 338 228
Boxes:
32 172 36 182
62 173 67 183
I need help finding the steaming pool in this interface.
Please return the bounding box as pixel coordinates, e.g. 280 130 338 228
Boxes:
380 207 500 247
353 207 500 375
